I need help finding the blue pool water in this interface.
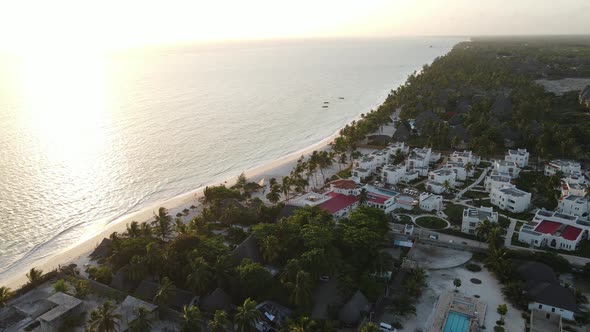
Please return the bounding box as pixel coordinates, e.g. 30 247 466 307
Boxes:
368 185 399 197
443 311 470 332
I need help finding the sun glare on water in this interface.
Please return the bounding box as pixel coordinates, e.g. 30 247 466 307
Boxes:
12 49 115 179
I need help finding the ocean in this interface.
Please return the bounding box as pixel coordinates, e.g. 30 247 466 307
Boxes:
0 37 462 283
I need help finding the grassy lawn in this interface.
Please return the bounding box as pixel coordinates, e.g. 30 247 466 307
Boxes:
462 170 484 188
516 221 525 231
443 203 465 226
394 214 413 225
415 216 447 229
470 198 493 208
462 190 489 199
337 166 352 179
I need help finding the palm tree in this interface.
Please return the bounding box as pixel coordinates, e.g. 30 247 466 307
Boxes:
189 216 210 235
129 306 153 332
453 278 462 292
126 221 141 237
140 223 153 238
487 225 503 250
182 305 203 332
290 271 312 307
360 322 380 332
26 268 43 286
465 162 474 175
260 235 280 264
287 316 316 332
442 180 452 193
154 277 175 307
475 219 492 240
87 301 121 332
186 257 212 295
127 255 148 281
208 310 230 332
281 176 291 202
359 188 368 206
152 207 173 240
0 286 12 307
176 218 189 235
235 298 262 332
213 254 234 288
265 188 281 204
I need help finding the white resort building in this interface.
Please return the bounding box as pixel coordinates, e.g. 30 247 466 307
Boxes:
518 209 590 252
561 182 588 197
484 172 512 192
382 164 407 185
441 161 472 181
450 150 480 166
505 148 529 167
558 195 590 221
545 160 582 177
490 184 531 213
405 147 441 176
387 142 410 161
419 193 443 212
461 206 499 235
493 160 521 178
425 169 456 194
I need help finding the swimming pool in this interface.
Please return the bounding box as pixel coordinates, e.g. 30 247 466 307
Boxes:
443 311 470 332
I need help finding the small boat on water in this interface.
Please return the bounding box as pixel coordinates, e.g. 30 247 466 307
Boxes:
322 105 328 108
338 97 344 99
323 101 329 104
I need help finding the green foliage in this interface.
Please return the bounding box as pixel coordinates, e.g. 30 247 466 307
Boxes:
71 278 90 299
237 259 274 300
181 305 203 332
453 278 462 289
53 279 69 293
360 322 380 332
0 286 12 307
235 298 262 332
129 307 153 332
443 204 465 226
208 310 230 332
465 263 482 272
87 301 121 332
204 185 242 204
26 268 43 286
415 216 447 229
87 266 113 284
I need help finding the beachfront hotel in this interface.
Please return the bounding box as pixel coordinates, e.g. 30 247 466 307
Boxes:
518 209 590 251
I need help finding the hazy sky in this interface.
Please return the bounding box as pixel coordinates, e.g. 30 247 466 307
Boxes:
1 0 589 52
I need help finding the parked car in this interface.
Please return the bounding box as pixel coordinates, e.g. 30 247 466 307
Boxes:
380 322 397 332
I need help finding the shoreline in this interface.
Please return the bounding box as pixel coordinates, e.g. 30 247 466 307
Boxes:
0 114 351 290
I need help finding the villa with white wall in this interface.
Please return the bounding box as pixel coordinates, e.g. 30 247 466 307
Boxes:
490 184 531 213
505 148 529 167
558 195 590 221
450 150 480 166
461 206 499 235
425 169 456 194
493 160 521 178
419 193 443 212
484 172 512 192
382 164 406 185
561 182 588 197
545 160 582 177
441 161 472 181
387 142 409 161
405 147 441 176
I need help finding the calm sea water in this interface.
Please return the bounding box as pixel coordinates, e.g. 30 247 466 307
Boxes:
0 37 461 282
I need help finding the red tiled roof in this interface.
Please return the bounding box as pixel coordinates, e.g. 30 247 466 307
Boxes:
562 226 583 241
367 193 388 205
318 193 358 214
330 179 357 190
534 220 561 235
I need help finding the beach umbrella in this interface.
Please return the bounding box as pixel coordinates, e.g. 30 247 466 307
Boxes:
183 208 190 215
258 177 265 187
176 212 183 217
190 205 197 209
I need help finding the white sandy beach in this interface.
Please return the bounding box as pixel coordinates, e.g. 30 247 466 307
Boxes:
1 127 344 290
